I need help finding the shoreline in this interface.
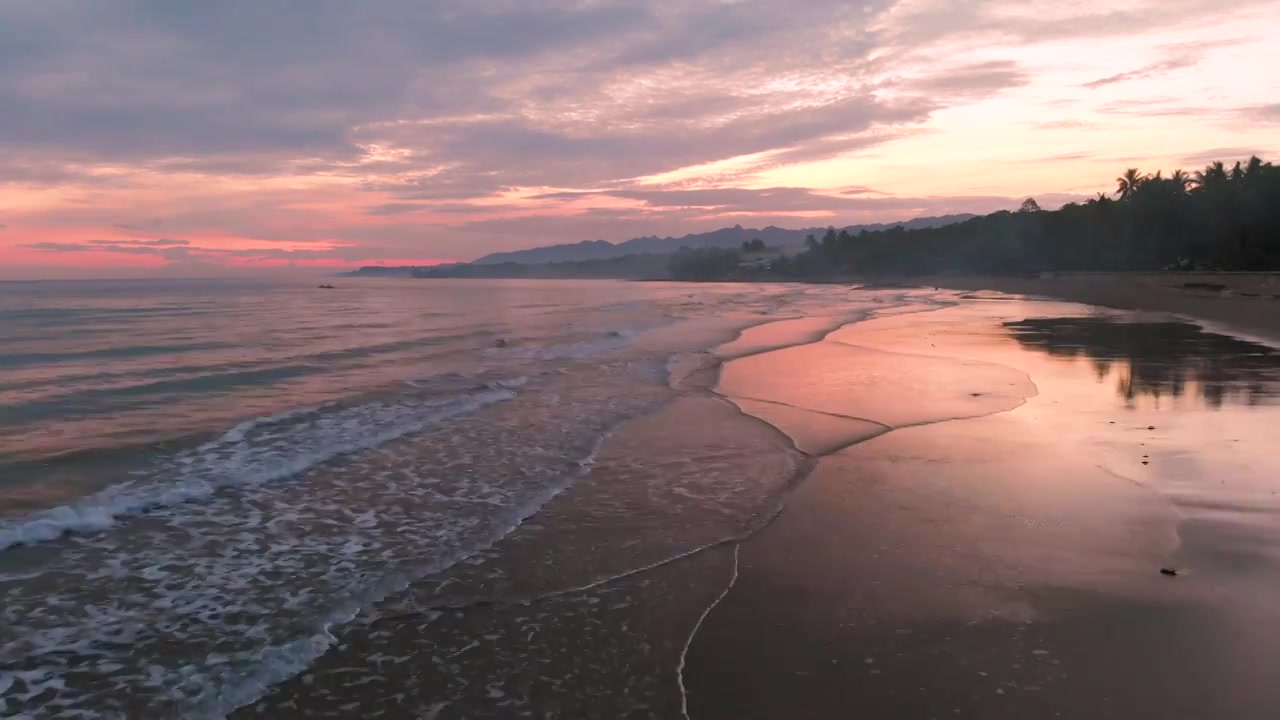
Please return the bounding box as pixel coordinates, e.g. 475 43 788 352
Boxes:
232 283 1280 719
686 294 1280 719
917 272 1280 344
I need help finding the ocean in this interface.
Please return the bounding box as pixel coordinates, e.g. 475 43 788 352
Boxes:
8 278 1280 718
0 277 886 717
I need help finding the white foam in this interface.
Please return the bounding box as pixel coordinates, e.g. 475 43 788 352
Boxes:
214 405 323 446
1 359 671 719
186 454 601 718
0 388 515 552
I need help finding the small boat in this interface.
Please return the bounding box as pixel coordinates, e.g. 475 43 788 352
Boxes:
318 284 335 289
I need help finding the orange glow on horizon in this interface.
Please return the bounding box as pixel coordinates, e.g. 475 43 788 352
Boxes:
2 1 1277 279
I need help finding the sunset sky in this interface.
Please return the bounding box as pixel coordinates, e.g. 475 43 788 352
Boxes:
2 0 1278 279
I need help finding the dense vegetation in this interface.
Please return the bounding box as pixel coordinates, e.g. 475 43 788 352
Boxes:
670 155 1280 280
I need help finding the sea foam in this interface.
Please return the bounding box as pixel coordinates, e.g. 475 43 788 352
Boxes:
0 387 515 552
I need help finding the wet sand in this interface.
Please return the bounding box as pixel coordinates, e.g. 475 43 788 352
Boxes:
234 289 1280 719
934 272 1280 344
689 299 1280 719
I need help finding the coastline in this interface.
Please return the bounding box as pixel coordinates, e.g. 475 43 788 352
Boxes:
923 272 1280 344
685 293 1280 719
207 284 1280 718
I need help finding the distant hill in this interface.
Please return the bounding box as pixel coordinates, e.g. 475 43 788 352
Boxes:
410 253 671 280
338 265 445 278
343 215 977 277
469 215 975 265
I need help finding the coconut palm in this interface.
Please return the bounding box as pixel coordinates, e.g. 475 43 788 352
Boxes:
1169 169 1192 192
1193 161 1228 189
1116 168 1144 199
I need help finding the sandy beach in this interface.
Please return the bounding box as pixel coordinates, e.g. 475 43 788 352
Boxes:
225 284 1280 719
688 296 1280 719
933 272 1280 343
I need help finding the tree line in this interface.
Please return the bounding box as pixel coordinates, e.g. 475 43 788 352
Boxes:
670 155 1280 280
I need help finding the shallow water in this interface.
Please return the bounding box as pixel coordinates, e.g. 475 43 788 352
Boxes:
5 281 1280 718
0 278 886 717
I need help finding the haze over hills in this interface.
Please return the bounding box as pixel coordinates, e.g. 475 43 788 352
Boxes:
470 215 977 265
345 214 978 276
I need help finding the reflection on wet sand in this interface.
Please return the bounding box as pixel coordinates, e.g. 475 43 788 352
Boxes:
690 299 1280 720
1004 317 1280 408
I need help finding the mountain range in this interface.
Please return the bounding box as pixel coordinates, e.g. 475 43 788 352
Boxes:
344 214 977 276
470 215 976 265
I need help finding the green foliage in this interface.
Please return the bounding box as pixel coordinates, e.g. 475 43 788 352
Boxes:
668 247 741 280
791 155 1280 275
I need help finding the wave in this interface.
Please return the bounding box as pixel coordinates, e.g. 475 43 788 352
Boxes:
0 360 667 718
0 341 233 368
186 433 609 718
0 386 515 552
497 329 642 361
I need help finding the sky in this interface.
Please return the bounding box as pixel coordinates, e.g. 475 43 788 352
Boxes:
1 0 1278 279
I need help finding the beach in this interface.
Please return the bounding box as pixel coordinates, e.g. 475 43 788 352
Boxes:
3 279 1280 718
688 297 1280 719
934 272 1280 344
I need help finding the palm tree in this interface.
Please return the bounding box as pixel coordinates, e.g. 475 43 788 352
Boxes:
1116 168 1143 199
1193 161 1228 190
1169 169 1192 193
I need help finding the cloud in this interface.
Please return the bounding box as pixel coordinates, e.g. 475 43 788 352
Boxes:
1178 147 1277 167
1081 39 1236 89
0 0 1013 196
1028 119 1089 130
495 185 1092 220
1020 152 1094 163
90 238 190 247
16 236 404 265
899 60 1030 98
357 93 936 198
21 239 187 255
1 0 1274 270
112 221 164 231
875 0 1269 47
0 1 651 163
363 203 432 217
1094 97 1227 119
1082 58 1198 89
1240 103 1280 123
